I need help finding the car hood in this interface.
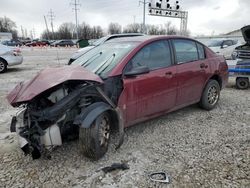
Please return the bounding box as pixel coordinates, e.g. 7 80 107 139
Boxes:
241 25 250 44
7 65 103 106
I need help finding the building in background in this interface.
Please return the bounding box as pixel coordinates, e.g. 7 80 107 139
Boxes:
0 32 13 41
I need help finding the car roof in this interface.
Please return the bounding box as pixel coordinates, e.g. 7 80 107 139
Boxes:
107 33 144 37
105 35 191 44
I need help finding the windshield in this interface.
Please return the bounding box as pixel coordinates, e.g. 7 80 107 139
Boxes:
92 36 109 46
207 40 223 47
72 42 137 77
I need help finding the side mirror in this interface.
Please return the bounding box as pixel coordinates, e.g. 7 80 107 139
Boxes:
221 44 228 49
124 66 150 77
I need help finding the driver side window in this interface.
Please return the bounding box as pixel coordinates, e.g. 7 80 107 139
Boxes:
125 40 172 72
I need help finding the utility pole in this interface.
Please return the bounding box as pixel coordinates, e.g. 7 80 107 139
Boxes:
70 0 81 40
139 0 148 33
33 28 36 39
47 9 55 39
21 26 24 39
44 15 50 40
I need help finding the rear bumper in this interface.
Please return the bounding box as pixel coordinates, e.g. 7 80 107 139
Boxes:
5 56 23 66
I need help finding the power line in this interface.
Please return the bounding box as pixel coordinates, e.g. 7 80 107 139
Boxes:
70 0 81 40
47 9 55 39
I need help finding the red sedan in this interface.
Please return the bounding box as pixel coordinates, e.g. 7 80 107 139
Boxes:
7 36 228 160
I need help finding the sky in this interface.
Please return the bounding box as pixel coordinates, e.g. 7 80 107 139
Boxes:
0 0 249 38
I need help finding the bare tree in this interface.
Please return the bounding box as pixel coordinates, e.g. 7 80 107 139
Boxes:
78 22 92 39
57 22 75 39
123 23 143 33
108 23 122 34
91 26 104 39
41 30 54 40
0 16 18 39
164 22 177 35
147 25 159 35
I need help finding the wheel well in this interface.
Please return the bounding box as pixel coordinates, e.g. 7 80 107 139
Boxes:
0 57 8 65
210 75 222 89
108 110 119 132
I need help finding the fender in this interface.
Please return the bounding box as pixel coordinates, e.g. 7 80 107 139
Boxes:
74 101 124 149
74 102 112 128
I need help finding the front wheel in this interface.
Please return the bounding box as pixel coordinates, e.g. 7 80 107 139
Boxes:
199 79 220 110
79 112 111 160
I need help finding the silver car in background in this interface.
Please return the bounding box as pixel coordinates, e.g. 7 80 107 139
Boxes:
0 44 23 73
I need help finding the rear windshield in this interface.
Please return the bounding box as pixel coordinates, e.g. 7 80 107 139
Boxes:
72 42 137 77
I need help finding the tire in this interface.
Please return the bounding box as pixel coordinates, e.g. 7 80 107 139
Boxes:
0 60 7 73
199 79 220 110
236 77 249 90
79 112 111 160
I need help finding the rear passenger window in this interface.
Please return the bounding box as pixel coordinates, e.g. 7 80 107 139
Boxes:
197 43 205 59
172 39 198 64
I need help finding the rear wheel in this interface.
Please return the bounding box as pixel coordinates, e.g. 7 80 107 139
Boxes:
236 77 249 89
0 60 7 73
79 112 111 160
199 79 220 110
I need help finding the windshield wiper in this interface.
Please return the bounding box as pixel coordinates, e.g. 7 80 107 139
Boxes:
94 54 116 74
82 52 102 67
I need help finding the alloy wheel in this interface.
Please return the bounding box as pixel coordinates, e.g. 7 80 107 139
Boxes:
207 86 219 105
98 115 110 148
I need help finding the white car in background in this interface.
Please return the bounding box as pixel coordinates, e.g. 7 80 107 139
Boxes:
0 44 23 73
68 33 144 64
206 39 240 59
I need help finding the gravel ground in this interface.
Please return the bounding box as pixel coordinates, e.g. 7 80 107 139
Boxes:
0 48 249 188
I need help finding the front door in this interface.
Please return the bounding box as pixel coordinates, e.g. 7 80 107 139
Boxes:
119 40 178 126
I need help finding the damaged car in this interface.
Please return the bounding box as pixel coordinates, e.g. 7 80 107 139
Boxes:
7 36 228 160
232 25 250 60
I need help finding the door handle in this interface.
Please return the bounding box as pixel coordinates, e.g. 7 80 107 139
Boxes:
165 71 172 75
200 63 208 69
165 72 173 77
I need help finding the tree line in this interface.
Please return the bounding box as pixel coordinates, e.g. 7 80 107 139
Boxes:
0 16 188 41
42 21 184 40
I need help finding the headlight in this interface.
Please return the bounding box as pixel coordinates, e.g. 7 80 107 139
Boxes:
16 108 26 130
232 51 238 60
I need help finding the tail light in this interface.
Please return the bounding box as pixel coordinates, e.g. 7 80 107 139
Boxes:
13 48 21 56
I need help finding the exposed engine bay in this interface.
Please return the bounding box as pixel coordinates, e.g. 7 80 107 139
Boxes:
11 78 123 159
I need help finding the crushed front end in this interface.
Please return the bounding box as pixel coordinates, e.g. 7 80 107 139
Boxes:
10 82 103 159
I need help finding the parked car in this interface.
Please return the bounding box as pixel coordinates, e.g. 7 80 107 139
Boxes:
68 33 145 65
206 38 240 59
232 25 250 60
26 40 50 47
7 36 228 160
51 40 75 47
1 39 23 47
0 44 23 73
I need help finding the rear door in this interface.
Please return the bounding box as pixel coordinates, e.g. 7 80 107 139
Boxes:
171 39 210 107
121 40 177 126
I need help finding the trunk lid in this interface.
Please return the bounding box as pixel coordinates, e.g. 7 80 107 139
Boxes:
7 65 103 106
